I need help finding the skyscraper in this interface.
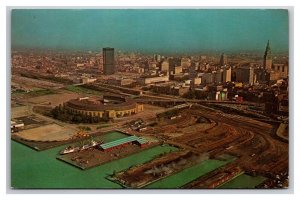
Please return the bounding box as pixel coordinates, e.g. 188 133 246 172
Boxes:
263 40 272 71
236 66 255 85
223 67 232 82
103 47 115 75
219 53 228 66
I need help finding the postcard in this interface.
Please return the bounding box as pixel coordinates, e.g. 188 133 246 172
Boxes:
11 9 289 189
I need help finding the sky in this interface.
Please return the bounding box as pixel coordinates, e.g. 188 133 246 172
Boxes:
11 9 289 54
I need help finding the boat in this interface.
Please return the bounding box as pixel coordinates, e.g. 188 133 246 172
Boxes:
80 139 101 150
60 146 81 155
60 139 103 155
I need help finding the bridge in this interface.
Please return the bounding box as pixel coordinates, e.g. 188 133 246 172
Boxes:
135 96 259 106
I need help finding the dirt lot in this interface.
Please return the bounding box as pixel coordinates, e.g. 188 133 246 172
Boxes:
113 104 167 123
25 90 81 106
12 75 64 90
11 105 31 118
13 114 49 130
12 130 114 151
14 123 75 142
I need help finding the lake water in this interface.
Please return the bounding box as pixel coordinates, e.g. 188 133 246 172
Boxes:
11 131 177 189
145 157 234 188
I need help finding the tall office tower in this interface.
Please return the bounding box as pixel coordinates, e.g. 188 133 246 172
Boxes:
263 40 272 71
236 66 255 85
103 47 115 75
223 67 232 82
215 69 224 83
160 60 169 72
169 57 181 74
219 53 228 66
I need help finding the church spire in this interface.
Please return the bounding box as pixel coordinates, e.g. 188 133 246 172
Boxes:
266 40 271 51
263 40 272 70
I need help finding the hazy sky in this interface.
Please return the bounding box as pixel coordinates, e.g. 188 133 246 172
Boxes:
11 9 289 53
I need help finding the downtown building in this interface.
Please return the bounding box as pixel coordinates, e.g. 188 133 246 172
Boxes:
261 41 288 82
220 53 228 66
263 40 272 71
235 66 255 85
103 47 115 75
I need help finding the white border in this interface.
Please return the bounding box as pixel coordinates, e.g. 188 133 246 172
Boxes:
1 1 299 200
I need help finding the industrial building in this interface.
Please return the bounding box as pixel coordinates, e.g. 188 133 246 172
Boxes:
150 83 189 96
138 75 169 85
99 136 148 151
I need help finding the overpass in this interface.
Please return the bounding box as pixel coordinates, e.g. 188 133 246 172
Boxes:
68 83 259 106
135 97 259 106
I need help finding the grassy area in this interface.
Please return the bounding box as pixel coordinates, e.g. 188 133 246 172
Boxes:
218 174 267 189
12 88 55 96
66 85 102 95
11 131 178 189
145 158 234 189
77 126 92 131
12 89 27 94
96 124 111 129
28 88 56 96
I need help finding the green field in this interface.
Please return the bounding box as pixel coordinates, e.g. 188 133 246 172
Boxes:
218 174 267 189
11 131 178 189
66 85 102 95
12 88 55 96
29 88 56 96
145 157 235 189
96 124 111 129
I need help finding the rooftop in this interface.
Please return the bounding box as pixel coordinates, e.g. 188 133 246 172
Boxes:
99 136 147 149
65 95 137 111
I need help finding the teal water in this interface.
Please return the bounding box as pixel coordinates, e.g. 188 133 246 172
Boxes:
218 174 267 189
145 158 234 189
11 132 178 189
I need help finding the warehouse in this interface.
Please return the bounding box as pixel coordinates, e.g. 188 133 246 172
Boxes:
99 136 148 151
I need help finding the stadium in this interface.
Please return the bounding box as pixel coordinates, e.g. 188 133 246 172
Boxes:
63 95 144 119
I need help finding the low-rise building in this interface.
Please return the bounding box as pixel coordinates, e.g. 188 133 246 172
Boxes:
174 66 183 74
82 77 97 84
150 84 189 96
138 75 169 85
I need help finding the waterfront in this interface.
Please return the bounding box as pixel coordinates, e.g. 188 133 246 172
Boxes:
218 174 267 189
11 139 177 188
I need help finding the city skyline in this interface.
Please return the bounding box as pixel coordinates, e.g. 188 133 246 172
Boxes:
11 9 289 54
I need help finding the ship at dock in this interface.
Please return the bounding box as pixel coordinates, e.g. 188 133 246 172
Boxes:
60 139 103 155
